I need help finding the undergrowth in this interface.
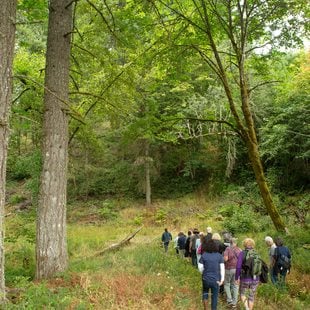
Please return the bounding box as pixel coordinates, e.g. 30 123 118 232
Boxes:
3 191 310 309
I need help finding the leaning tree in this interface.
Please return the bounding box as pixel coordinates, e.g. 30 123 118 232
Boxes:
147 0 307 231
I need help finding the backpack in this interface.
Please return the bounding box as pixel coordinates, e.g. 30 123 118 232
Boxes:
242 249 263 280
276 248 291 270
259 260 269 283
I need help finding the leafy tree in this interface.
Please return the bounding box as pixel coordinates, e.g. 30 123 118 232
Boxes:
260 52 310 191
145 0 307 231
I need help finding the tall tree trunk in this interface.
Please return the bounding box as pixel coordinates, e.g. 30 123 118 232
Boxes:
145 141 151 206
0 0 17 300
36 0 73 280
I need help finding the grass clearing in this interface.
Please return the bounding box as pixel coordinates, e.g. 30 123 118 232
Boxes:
4 195 310 309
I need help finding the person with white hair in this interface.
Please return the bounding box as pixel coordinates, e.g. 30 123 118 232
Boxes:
205 226 213 241
265 236 277 284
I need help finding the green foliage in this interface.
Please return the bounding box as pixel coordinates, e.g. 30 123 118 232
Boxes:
222 204 271 234
5 237 35 284
8 194 26 205
133 214 144 226
260 53 310 191
4 193 310 309
155 208 168 224
5 282 73 309
7 150 42 203
6 214 36 244
98 200 119 221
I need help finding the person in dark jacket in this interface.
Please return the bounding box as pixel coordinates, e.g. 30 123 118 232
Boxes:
184 230 192 260
189 228 200 267
273 237 291 287
161 228 172 253
177 231 187 258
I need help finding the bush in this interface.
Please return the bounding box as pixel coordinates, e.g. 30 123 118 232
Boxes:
5 238 35 284
222 204 270 234
8 194 26 205
7 151 42 203
155 208 168 224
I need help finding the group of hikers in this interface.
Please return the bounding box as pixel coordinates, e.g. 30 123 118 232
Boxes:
161 227 291 310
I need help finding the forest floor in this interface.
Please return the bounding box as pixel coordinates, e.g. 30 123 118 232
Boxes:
4 191 310 309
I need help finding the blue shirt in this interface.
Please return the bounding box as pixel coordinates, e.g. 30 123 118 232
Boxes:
199 252 224 282
162 231 172 243
177 235 187 249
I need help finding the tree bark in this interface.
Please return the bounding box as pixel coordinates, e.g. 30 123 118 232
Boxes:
145 141 152 206
0 0 17 301
245 138 286 231
239 66 286 232
36 0 73 280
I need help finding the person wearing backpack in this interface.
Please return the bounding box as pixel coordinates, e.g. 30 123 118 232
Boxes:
223 238 241 308
235 238 260 310
273 237 291 287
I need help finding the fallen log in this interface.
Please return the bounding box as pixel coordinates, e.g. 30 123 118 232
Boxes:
96 226 143 256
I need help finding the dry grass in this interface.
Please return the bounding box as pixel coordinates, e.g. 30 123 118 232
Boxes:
5 195 310 309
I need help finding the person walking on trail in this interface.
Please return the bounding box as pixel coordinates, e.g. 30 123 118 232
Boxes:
196 232 205 264
189 228 200 267
174 234 179 255
161 228 172 253
205 226 213 241
177 231 187 259
184 230 192 260
273 237 291 288
265 236 277 284
211 232 226 296
223 237 241 308
198 239 225 310
235 238 260 310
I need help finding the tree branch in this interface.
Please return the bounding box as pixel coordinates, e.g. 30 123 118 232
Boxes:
168 116 242 138
14 75 85 124
249 80 281 93
12 88 31 104
86 0 121 43
96 226 143 256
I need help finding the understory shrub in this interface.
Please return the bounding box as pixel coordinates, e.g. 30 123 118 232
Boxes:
7 150 42 203
5 238 35 284
99 200 119 221
222 204 270 234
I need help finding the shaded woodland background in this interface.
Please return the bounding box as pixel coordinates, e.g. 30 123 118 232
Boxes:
0 0 309 308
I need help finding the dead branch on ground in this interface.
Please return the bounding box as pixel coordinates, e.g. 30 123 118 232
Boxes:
96 226 143 256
